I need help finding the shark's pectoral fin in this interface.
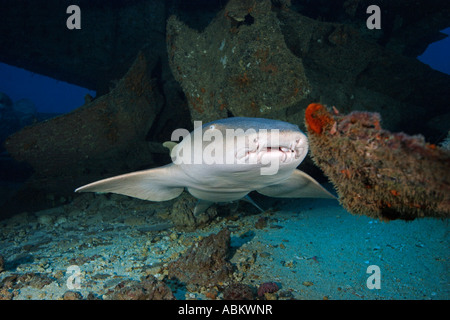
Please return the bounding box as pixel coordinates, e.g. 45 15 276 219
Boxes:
242 195 264 212
75 164 184 201
256 169 336 199
162 141 178 153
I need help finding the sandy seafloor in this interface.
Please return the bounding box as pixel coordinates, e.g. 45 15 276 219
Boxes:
0 187 448 300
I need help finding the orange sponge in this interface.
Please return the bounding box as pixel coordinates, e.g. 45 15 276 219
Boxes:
305 103 334 134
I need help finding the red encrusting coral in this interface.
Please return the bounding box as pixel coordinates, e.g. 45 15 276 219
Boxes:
305 103 335 134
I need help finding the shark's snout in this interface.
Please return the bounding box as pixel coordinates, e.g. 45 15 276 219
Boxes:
235 130 308 166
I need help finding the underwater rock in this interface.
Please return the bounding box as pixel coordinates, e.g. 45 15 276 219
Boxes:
104 275 175 300
257 282 279 297
0 272 54 292
0 290 13 300
440 131 450 151
0 92 20 152
13 99 37 127
0 274 17 300
167 228 233 288
254 217 267 230
62 291 83 300
222 283 255 300
157 193 218 231
0 255 4 273
4 52 163 213
305 103 450 220
0 92 13 108
0 94 38 155
167 0 310 122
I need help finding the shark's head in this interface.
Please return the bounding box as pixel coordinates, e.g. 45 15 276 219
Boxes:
171 117 308 176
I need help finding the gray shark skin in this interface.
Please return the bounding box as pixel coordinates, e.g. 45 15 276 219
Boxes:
75 117 335 214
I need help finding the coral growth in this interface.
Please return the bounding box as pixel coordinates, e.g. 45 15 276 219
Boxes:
0 272 55 299
223 283 255 300
305 103 450 220
158 193 218 231
104 276 175 300
304 103 335 134
257 282 279 297
62 291 83 300
167 228 233 288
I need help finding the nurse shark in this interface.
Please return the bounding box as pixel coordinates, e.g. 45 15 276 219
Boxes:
75 117 335 214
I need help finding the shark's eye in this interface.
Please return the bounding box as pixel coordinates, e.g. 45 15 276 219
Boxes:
209 125 216 130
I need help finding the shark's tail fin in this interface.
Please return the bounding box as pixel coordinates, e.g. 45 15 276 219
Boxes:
75 164 184 201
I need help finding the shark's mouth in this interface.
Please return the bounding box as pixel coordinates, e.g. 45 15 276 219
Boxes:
236 136 306 165
266 146 303 162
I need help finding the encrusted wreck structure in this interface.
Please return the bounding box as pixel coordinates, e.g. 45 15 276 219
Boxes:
305 103 450 220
